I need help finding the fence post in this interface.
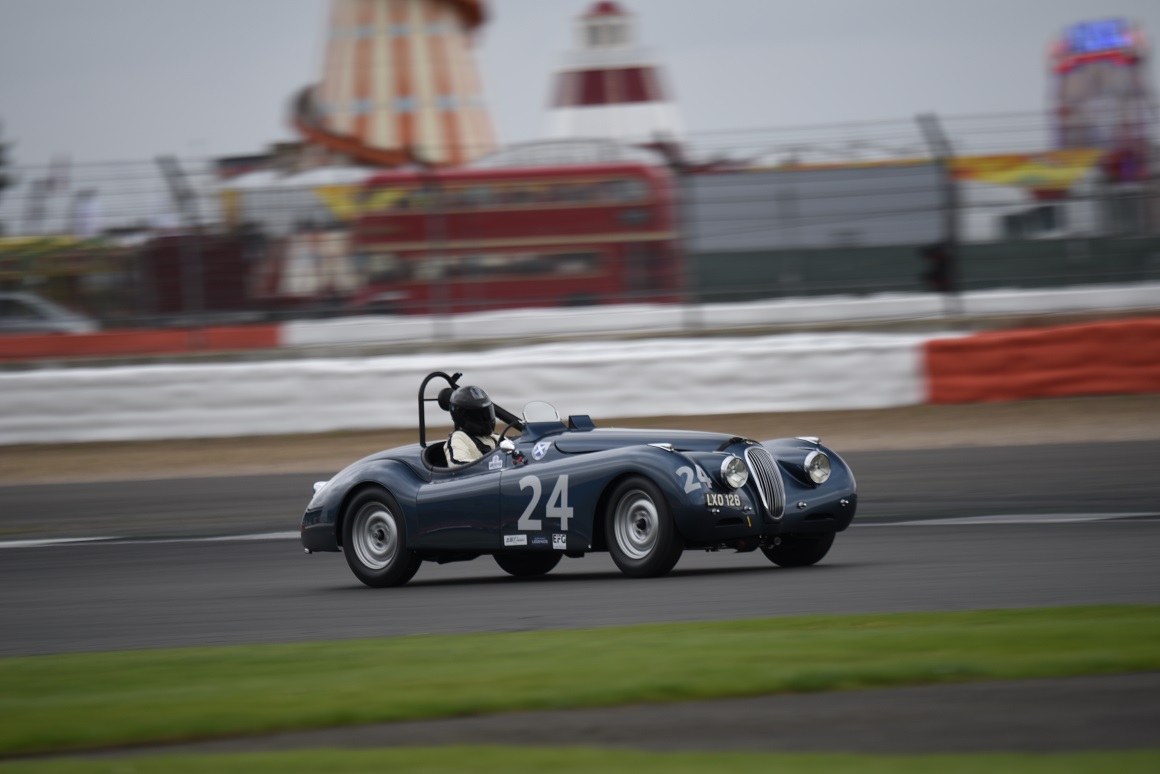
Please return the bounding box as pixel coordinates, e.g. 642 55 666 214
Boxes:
916 113 962 316
677 165 702 331
157 156 204 319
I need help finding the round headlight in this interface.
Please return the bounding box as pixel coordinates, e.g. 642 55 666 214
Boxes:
804 451 831 484
720 455 749 489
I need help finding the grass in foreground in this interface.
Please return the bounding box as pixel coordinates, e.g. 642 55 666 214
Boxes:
0 606 1157 756
4 747 1160 774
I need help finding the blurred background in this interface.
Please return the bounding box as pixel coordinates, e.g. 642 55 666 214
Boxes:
0 0 1157 335
2 5 1160 763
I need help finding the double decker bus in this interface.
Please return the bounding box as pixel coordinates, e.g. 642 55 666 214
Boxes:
347 161 683 314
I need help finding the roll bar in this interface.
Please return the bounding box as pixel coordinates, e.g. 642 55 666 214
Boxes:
417 371 523 448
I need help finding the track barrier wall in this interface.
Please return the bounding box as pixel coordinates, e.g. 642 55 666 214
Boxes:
0 334 929 444
1 282 1158 363
0 325 280 362
926 318 1160 404
1 310 1158 445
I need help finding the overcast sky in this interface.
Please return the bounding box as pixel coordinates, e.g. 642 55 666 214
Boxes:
2 0 1159 165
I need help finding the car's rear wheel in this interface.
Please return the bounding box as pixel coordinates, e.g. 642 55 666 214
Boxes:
342 488 422 587
494 552 562 577
761 533 835 568
605 476 684 578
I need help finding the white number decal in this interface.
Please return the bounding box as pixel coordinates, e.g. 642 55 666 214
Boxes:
546 474 573 531
676 466 701 493
696 466 713 487
518 475 542 530
518 474 573 530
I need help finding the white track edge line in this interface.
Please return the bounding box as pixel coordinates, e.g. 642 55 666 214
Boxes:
0 531 300 549
3 515 1158 549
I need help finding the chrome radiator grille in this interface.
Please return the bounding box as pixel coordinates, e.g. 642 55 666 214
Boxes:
745 446 786 520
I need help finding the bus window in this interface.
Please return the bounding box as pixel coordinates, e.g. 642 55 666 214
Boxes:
415 255 447 281
466 185 493 207
556 251 601 274
619 208 652 225
366 252 402 283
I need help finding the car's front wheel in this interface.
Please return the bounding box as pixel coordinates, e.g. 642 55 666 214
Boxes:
494 552 562 577
342 488 422 587
761 533 835 568
605 476 684 578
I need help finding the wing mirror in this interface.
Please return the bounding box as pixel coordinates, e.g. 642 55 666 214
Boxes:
499 438 516 454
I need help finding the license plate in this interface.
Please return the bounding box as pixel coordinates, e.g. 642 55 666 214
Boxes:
706 492 741 508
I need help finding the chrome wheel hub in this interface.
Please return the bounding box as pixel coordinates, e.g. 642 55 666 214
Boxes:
352 505 398 570
614 491 658 560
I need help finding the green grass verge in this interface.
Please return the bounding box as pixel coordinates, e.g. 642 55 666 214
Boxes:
4 747 1160 774
1 606 1157 756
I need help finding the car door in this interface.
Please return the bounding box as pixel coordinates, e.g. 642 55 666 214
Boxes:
499 446 611 554
413 446 507 550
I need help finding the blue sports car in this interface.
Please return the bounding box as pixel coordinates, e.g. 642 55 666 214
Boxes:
301 371 858 587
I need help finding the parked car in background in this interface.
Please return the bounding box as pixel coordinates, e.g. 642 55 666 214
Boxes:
0 292 99 334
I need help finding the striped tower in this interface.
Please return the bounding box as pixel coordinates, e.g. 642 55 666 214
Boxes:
547 1 682 144
293 0 496 167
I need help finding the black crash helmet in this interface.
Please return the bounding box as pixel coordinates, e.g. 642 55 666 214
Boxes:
449 385 496 437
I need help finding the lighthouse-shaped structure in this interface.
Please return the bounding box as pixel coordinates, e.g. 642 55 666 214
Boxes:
547 1 683 145
293 0 497 167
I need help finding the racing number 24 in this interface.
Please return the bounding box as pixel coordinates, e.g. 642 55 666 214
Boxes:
518 474 573 531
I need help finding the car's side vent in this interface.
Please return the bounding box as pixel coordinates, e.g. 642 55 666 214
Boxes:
745 446 786 520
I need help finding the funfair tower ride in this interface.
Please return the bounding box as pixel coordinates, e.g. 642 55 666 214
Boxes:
1052 18 1156 182
293 0 497 167
547 1 683 148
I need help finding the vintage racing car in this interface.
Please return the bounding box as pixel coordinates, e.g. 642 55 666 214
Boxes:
301 371 858 587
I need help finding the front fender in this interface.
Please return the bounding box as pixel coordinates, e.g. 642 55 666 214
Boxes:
591 446 763 546
300 457 424 553
762 439 858 534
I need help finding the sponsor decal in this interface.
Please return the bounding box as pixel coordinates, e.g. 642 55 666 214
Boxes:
531 534 550 547
503 534 528 547
552 533 567 550
532 441 552 461
489 455 503 471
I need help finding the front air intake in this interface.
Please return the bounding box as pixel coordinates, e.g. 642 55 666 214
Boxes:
744 446 786 520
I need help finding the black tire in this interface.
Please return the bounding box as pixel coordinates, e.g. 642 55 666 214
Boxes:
494 552 562 577
761 533 835 568
342 488 422 587
604 476 684 578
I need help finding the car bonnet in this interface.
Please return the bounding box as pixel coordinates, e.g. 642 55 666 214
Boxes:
551 428 736 454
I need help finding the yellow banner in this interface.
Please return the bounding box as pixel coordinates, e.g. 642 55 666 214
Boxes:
951 149 1104 191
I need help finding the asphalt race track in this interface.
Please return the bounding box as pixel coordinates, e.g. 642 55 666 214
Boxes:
2 440 1159 656
2 440 1159 755
4 440 1159 541
4 519 1160 658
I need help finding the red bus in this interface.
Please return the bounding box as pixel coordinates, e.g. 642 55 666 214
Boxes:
347 162 683 314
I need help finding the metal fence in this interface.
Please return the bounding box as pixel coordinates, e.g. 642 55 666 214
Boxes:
1 111 1158 330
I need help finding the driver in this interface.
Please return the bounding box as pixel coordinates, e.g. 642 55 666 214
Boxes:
445 385 501 468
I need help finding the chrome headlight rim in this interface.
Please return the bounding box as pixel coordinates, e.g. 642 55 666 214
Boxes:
804 451 831 485
719 455 749 490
